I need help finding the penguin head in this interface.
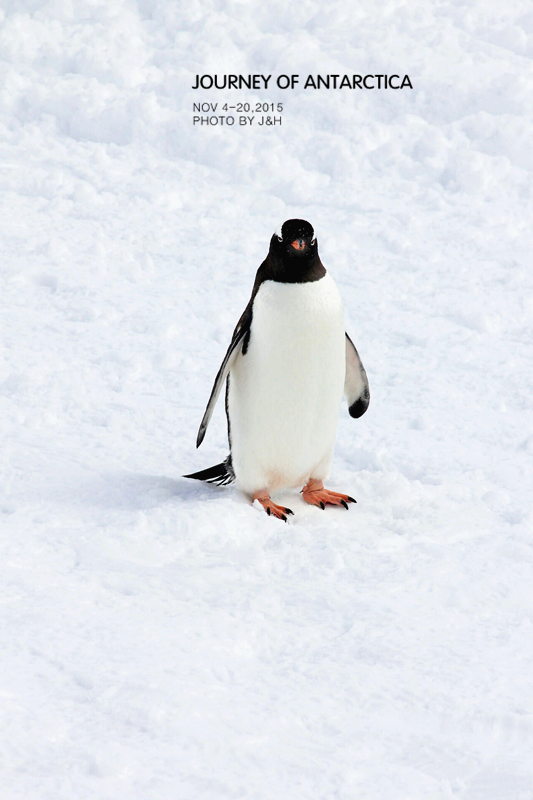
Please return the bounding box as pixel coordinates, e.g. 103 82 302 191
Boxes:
269 219 320 281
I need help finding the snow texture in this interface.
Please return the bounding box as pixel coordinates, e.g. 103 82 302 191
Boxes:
1 1 532 798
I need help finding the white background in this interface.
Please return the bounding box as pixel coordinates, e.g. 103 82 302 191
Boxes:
1 1 532 798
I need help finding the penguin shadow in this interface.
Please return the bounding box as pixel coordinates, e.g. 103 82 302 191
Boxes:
77 471 222 510
35 468 210 512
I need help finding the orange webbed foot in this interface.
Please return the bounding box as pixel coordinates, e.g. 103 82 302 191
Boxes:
301 479 356 510
253 492 294 522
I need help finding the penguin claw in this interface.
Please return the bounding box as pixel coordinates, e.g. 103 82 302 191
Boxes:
302 481 356 510
254 493 293 521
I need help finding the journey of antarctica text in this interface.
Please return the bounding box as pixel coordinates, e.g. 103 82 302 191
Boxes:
192 74 413 90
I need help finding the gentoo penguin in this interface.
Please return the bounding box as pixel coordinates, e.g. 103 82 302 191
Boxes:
185 219 370 521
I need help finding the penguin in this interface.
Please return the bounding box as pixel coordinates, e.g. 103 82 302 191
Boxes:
185 219 370 521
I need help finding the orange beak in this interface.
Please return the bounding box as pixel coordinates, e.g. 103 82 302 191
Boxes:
291 239 306 250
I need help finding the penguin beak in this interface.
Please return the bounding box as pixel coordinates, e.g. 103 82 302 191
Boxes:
291 238 306 251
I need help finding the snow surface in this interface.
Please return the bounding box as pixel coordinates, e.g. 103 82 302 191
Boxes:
1 1 533 798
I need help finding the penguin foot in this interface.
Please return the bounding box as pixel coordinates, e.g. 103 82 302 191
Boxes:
253 491 294 522
302 479 356 510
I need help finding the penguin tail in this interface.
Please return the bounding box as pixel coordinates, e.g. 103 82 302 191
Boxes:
183 455 235 486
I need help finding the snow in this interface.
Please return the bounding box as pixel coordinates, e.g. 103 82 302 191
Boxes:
1 1 532 798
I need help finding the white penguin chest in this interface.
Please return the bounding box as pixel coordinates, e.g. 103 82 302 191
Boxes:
228 273 346 491
248 273 345 381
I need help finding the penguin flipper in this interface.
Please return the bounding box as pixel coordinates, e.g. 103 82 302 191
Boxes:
196 304 252 447
344 332 370 418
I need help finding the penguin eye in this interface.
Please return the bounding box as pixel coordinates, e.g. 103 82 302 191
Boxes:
277 234 283 242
